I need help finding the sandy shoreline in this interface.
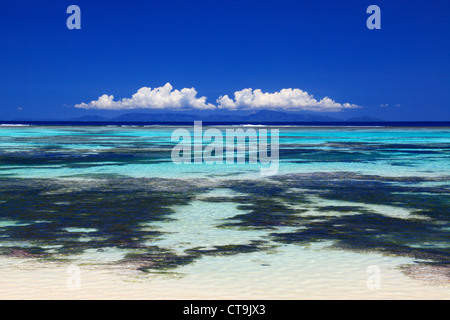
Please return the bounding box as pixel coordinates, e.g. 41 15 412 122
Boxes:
1 246 448 300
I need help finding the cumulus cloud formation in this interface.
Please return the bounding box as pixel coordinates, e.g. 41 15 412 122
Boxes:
75 83 360 111
75 83 215 110
217 88 359 111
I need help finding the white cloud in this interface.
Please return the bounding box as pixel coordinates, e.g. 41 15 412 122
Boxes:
74 83 360 111
217 88 360 111
75 83 216 110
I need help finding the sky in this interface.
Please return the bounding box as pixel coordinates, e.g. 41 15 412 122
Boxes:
0 0 449 121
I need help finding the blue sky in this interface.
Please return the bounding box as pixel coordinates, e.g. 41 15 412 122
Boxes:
0 0 449 120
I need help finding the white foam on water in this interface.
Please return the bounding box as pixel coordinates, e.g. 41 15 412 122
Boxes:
63 228 97 233
0 220 31 227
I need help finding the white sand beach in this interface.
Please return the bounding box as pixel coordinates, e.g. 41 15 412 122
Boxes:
0 245 448 300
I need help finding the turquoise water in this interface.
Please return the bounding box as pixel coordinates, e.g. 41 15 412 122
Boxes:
0 125 448 280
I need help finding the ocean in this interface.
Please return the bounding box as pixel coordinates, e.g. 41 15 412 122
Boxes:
0 122 448 299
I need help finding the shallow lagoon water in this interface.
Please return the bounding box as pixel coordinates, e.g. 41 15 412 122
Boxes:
0 125 448 299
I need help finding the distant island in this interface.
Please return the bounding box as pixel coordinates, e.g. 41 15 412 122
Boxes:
65 110 385 123
3 110 449 125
